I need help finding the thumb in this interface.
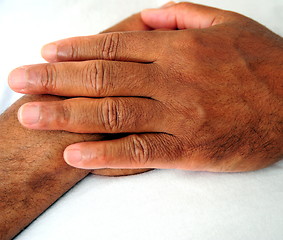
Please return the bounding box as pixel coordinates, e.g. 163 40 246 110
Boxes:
141 2 230 30
100 13 152 33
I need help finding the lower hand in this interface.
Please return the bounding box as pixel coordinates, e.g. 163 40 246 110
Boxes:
9 2 283 172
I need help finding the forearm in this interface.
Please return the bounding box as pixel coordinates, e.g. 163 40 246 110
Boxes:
0 94 101 240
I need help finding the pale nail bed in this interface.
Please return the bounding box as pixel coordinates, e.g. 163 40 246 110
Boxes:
18 104 40 125
64 149 82 165
8 67 27 91
41 43 57 62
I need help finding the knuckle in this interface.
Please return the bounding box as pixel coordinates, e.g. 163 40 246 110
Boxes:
39 64 57 92
82 61 109 96
67 39 79 59
60 102 72 128
100 98 122 131
35 102 71 129
129 135 151 166
50 102 71 129
92 145 109 167
101 32 120 60
55 39 77 60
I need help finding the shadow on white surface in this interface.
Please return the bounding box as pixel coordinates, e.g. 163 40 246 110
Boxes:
0 0 282 240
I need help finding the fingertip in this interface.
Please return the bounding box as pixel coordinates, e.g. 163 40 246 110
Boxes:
141 9 162 22
18 103 40 127
142 2 225 29
64 146 82 167
160 1 176 9
142 1 176 13
17 104 24 124
141 8 160 15
141 1 176 15
64 143 106 169
141 8 176 29
41 43 58 62
8 66 27 93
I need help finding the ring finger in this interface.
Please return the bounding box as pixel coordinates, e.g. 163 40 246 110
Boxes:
18 97 168 133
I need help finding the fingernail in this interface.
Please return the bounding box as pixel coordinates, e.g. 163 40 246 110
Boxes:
41 43 57 62
8 67 27 91
64 149 82 165
161 1 176 8
18 104 40 125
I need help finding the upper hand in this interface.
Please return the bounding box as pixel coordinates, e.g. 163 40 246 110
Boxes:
8 2 283 172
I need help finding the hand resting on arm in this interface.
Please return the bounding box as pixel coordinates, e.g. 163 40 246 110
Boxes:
1 13 151 240
9 2 283 172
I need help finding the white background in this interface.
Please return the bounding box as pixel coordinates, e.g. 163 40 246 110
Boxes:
0 0 282 240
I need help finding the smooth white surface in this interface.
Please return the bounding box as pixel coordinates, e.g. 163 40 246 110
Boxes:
0 0 282 240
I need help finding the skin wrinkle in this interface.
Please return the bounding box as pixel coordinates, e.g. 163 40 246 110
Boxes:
101 33 119 60
1 13 156 240
93 61 102 95
42 64 57 93
7 3 283 172
0 95 101 239
0 3 283 239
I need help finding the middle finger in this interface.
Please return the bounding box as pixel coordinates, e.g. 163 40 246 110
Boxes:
8 60 161 98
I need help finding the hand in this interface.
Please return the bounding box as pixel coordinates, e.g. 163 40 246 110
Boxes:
95 12 153 176
16 13 152 177
9 2 283 172
93 13 153 176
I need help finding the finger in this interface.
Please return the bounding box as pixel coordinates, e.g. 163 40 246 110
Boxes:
160 1 176 9
64 133 184 169
8 60 160 97
141 2 234 29
90 168 152 177
100 13 152 33
17 97 167 133
40 30 168 63
42 13 152 62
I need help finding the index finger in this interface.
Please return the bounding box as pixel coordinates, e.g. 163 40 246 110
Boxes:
41 30 169 63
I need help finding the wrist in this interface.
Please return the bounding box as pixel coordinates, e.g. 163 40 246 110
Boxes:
0 94 98 240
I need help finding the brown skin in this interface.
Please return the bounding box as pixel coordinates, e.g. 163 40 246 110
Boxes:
0 14 152 240
91 13 152 176
0 94 91 240
8 2 283 172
